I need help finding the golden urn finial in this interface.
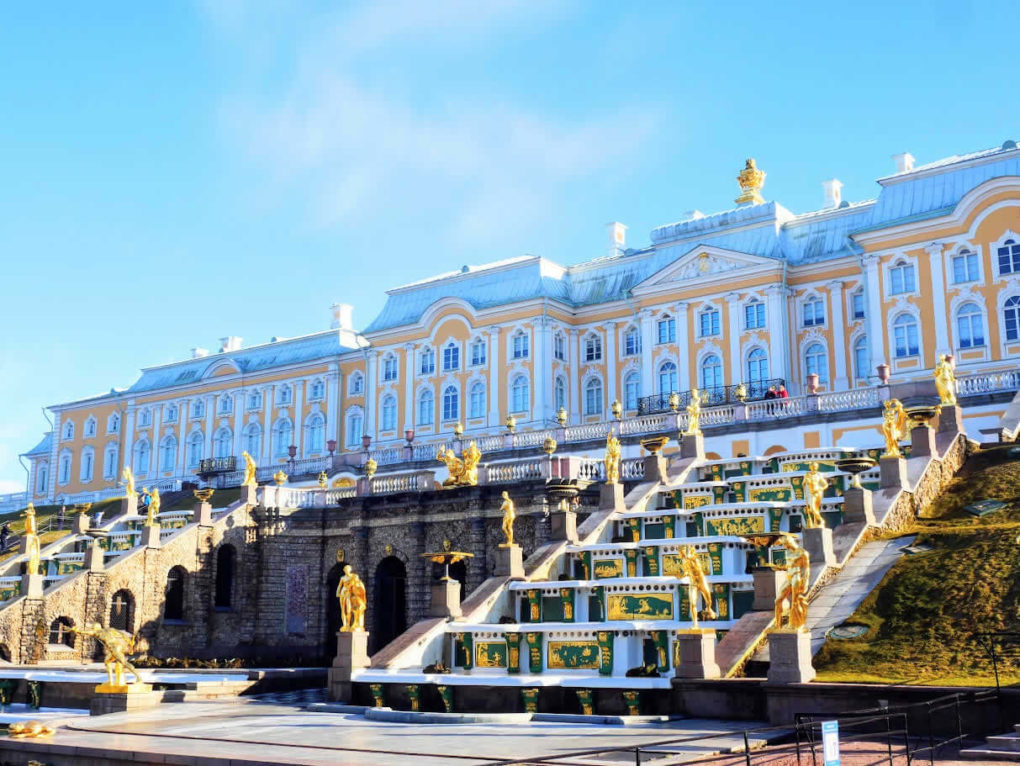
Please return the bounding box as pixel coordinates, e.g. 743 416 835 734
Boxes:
735 158 766 206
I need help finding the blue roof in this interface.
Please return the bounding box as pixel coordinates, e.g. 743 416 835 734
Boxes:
127 331 358 394
22 433 51 459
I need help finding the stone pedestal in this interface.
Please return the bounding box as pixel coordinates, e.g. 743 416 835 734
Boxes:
142 524 161 549
21 574 43 600
937 404 964 435
911 425 938 459
680 432 704 460
240 483 258 506
643 454 667 484
842 486 875 526
328 631 371 702
879 455 909 490
752 567 787 611
494 545 524 579
74 513 90 534
120 495 138 517
357 477 372 496
195 501 213 526
550 507 578 544
90 684 159 716
599 482 625 512
675 630 721 679
767 629 815 684
802 526 835 567
84 544 105 572
428 579 463 619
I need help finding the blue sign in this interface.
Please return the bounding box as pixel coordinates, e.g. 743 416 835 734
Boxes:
821 720 840 766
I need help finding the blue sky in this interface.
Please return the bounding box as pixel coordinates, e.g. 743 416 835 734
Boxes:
1 0 1016 491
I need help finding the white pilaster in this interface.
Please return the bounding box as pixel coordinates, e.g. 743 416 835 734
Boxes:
604 321 617 406
175 399 188 476
639 310 655 401
487 327 501 426
293 381 304 456
765 285 788 384
828 280 848 390
535 317 552 424
725 293 741 385
364 352 377 440
403 344 415 434
261 386 273 464
568 329 580 424
927 243 951 359
863 254 886 379
326 367 340 448
676 303 691 391
203 395 215 461
151 405 163 476
48 412 62 501
122 406 136 480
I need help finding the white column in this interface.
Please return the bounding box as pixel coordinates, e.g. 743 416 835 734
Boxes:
151 405 163 475
676 303 691 391
927 243 951 358
604 321 617 406
203 395 215 460
261 386 273 464
725 293 741 385
828 280 848 390
765 285 788 384
534 317 552 424
175 399 188 476
639 310 655 401
403 343 416 433
326 367 340 448
122 406 136 479
364 352 377 439
293 381 304 456
568 329 580 424
232 390 244 459
48 412 62 500
863 254 886 378
487 327 501 426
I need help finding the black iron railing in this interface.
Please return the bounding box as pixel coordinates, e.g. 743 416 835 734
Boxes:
636 378 786 415
198 457 237 476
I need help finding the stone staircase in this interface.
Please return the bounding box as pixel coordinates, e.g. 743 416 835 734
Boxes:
962 724 1020 761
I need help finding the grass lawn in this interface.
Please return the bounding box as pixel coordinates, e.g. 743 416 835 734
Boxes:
813 443 1020 686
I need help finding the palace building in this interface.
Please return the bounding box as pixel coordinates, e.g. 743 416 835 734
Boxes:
21 142 1020 505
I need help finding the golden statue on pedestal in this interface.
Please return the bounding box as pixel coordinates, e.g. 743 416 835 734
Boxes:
318 471 328 489
684 388 703 435
604 433 621 485
675 545 716 629
142 487 160 527
22 504 40 577
499 491 516 547
735 158 766 205
437 441 482 487
802 462 828 529
934 354 957 406
881 398 908 458
774 533 810 631
120 467 136 499
241 451 258 488
337 565 367 632
73 623 144 688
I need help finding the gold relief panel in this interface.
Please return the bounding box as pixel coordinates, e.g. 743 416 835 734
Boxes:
705 516 764 536
683 494 711 509
547 641 601 670
593 558 624 579
662 552 712 578
474 641 508 669
748 486 792 502
606 592 673 621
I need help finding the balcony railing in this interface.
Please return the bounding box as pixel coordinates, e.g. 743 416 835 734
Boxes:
637 378 786 415
198 457 237 476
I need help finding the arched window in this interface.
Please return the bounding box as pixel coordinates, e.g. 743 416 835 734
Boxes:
442 385 459 422
164 566 186 621
133 439 150 474
700 354 723 391
511 375 530 412
107 412 120 434
853 336 869 381
277 385 293 406
746 349 768 384
956 302 985 348
35 463 48 494
554 376 567 413
309 379 325 400
58 450 72 485
62 421 74 441
306 413 325 452
417 390 434 426
214 545 235 609
584 333 602 362
165 404 178 423
658 361 677 394
442 342 460 372
381 395 397 432
272 419 293 457
346 409 364 446
584 378 603 416
349 372 364 396
109 590 134 632
1004 296 1020 342
160 436 177 472
218 394 233 414
889 259 916 294
213 427 233 459
469 382 486 419
80 447 94 483
187 431 204 468
419 348 435 375
84 417 96 438
805 343 829 384
624 371 640 411
243 423 261 456
623 327 641 356
49 617 75 647
998 239 1020 275
893 314 919 358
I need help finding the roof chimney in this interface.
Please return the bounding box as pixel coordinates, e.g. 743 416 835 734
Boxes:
331 303 354 331
218 336 242 353
606 222 627 256
822 179 843 209
892 152 915 174
191 347 209 359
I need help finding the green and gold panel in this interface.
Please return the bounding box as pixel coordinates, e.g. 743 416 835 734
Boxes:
705 515 765 537
781 460 835 473
650 630 671 672
643 546 660 577
597 630 614 675
712 486 727 503
560 588 576 622
56 560 83 575
525 632 543 673
692 512 705 537
606 592 673 621
707 543 723 575
669 490 683 509
526 589 541 622
475 641 507 668
663 515 676 539
591 585 606 621
0 585 17 602
662 552 712 578
677 584 691 621
684 494 711 510
593 558 624 579
708 464 723 481
712 583 730 620
628 518 642 542
731 482 747 502
547 641 600 670
790 475 805 500
455 632 473 670
624 549 639 578
506 633 522 674
578 551 592 580
768 507 784 533
748 486 792 502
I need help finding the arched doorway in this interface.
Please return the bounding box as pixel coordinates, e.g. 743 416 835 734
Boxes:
324 563 344 659
164 566 187 621
214 545 235 609
373 556 407 652
449 560 468 590
109 589 135 631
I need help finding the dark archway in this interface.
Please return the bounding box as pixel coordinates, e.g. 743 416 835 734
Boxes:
164 566 187 621
449 560 467 590
214 545 236 609
373 556 407 652
324 563 344 659
109 589 135 631
49 617 75 647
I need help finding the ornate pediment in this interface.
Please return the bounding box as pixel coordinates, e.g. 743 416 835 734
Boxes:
633 245 780 294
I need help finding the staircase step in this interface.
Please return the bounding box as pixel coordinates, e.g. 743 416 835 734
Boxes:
988 734 1020 751
960 746 1020 762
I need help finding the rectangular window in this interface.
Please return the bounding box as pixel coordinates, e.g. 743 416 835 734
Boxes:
383 358 398 381
894 324 920 358
890 263 916 295
420 351 435 375
443 345 460 371
699 310 720 337
656 318 676 345
803 299 826 327
744 303 765 329
998 241 1020 275
952 252 979 284
851 292 865 319
553 335 566 361
470 341 486 366
512 333 529 359
584 336 602 362
623 331 640 356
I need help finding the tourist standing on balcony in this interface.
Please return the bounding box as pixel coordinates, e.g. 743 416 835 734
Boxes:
777 384 789 399
764 386 777 400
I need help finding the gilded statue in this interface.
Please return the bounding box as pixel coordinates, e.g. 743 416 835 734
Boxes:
934 354 957 406
120 466 136 499
684 388 703 435
22 504 40 577
318 471 328 489
802 462 828 529
675 545 716 629
462 441 481 485
604 433 621 485
7 720 55 738
143 487 160 527
735 158 766 205
73 623 143 687
337 565 367 632
241 451 258 488
499 491 516 547
774 533 810 631
437 441 482 488
881 398 908 458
